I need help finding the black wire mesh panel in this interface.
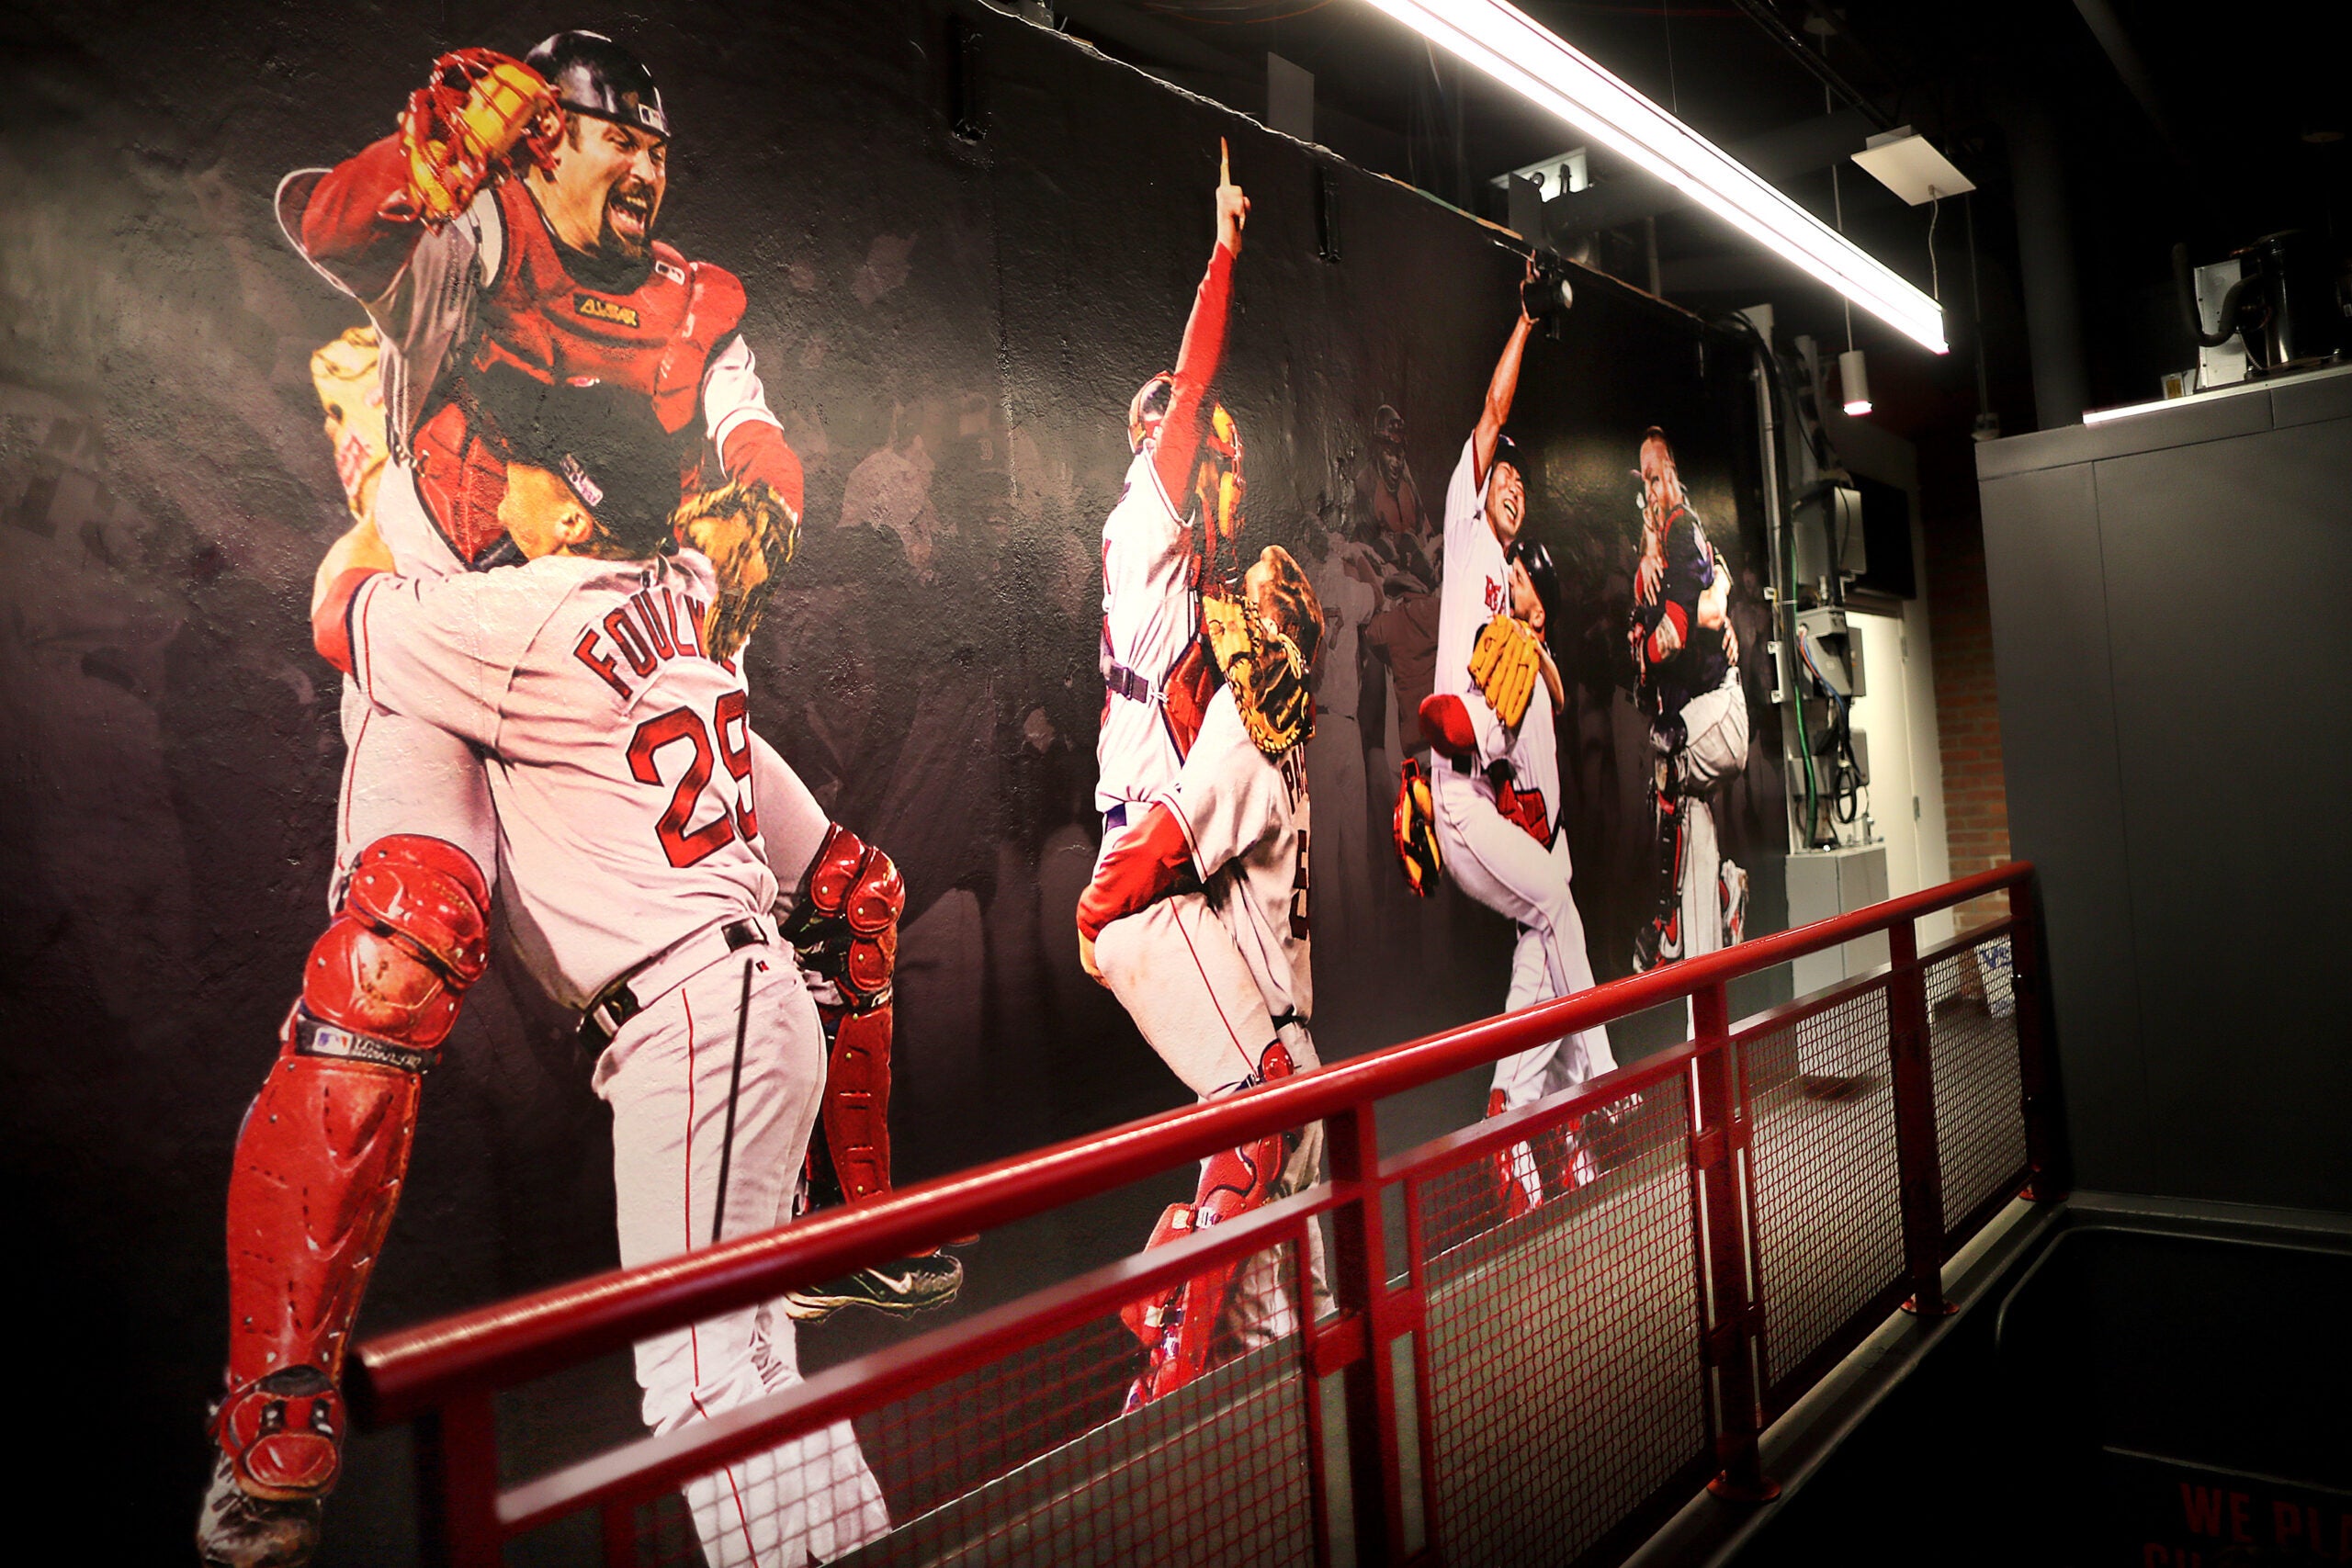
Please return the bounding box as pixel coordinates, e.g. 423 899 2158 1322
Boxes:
1741 986 1905 1407
1417 1078 1707 1568
618 1233 1319 1568
1927 936 2027 1240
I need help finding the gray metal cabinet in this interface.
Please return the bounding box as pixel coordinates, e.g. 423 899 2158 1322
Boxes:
1976 368 2352 1210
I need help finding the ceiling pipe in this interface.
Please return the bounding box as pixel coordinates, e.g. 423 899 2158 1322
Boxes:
1723 0 1894 131
1997 93 2088 428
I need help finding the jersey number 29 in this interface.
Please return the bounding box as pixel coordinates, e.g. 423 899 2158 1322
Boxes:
628 693 760 868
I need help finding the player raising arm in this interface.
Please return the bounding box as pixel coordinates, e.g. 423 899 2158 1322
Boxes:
1096 141 1250 828
300 468 888 1568
1413 261 1617 1217
1079 546 1330 1406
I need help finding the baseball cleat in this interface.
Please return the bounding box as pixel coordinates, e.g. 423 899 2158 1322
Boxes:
1577 1104 1636 1174
1551 1133 1600 1195
1633 909 1682 975
783 1252 964 1323
210 1367 343 1500
196 1450 322 1568
1484 1090 1542 1219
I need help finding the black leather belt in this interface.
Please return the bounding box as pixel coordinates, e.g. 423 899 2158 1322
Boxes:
580 918 768 1054
1106 662 1154 704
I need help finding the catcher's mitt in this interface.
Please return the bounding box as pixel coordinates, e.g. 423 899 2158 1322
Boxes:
400 50 558 228
1392 758 1441 897
673 480 800 660
1470 614 1544 730
1200 590 1312 755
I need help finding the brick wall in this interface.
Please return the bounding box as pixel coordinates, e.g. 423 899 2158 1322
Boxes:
1923 444 2011 931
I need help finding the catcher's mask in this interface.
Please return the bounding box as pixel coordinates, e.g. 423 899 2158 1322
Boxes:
1127 373 1174 454
526 30 669 141
1193 402 1246 542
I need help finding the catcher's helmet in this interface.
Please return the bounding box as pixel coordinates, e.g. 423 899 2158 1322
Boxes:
1510 538 1562 630
526 31 669 141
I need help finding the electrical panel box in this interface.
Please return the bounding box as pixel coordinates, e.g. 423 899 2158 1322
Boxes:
1785 844 1890 998
1792 483 1866 585
1792 605 1865 700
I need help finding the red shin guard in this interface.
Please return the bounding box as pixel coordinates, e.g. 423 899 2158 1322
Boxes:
819 1002 893 1204
218 1044 420 1497
215 835 487 1501
1125 1046 1295 1407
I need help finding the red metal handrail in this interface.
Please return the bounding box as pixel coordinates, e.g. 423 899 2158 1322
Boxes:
351 859 2035 1426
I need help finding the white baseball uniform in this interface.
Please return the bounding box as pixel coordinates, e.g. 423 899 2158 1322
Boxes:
1095 446 1196 820
1430 437 1617 1131
1091 685 1330 1347
347 548 887 1568
285 160 801 901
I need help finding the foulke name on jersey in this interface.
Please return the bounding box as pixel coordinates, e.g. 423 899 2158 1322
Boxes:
347 548 775 1008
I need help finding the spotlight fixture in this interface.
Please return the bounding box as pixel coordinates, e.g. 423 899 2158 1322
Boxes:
1839 348 1872 416
1357 0 1949 353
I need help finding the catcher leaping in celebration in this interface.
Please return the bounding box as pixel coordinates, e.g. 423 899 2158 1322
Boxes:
204 35 945 1565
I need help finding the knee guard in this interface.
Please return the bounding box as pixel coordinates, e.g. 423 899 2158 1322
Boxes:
306 834 492 1058
1124 1045 1295 1407
787 826 904 1204
216 836 489 1501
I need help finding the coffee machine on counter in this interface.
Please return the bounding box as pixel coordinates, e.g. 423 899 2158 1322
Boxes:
2174 231 2349 386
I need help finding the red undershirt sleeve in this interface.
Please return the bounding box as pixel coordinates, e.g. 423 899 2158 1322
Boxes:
1149 242 1236 502
300 136 431 302
1418 693 1478 761
1647 602 1690 667
313 567 386 674
718 419 806 520
1077 802 1194 941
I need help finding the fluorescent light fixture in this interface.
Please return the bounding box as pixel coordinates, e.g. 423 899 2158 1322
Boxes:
1839 348 1872 416
1850 127 1975 207
1357 0 1949 353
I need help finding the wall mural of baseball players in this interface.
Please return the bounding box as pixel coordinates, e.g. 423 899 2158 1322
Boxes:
0 3 1781 1560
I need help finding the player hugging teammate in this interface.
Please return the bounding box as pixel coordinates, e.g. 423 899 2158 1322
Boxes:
1408 261 1620 1217
1073 147 1333 1407
1629 427 1751 971
203 34 945 1567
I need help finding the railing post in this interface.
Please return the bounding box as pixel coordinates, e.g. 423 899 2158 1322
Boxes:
1324 1100 1408 1563
1691 982 1775 1501
2007 877 2066 1201
1885 921 1951 1317
413 1392 502 1568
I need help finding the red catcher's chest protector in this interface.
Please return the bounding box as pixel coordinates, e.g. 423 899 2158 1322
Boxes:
408 179 748 564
